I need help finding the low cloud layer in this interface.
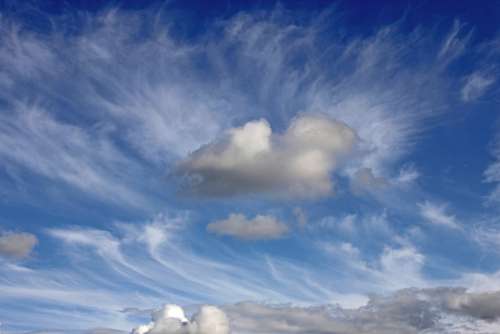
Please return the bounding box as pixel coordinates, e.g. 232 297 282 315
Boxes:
223 288 500 334
0 231 38 259
207 213 288 240
132 304 229 334
129 288 500 334
178 115 356 198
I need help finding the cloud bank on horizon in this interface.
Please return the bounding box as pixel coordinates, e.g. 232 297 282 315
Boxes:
1 0 500 333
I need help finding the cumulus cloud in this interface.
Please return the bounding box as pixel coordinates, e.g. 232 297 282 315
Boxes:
0 231 37 259
178 115 356 198
132 304 229 334
418 201 461 229
207 213 288 240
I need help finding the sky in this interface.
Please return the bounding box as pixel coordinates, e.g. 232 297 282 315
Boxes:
1 0 500 333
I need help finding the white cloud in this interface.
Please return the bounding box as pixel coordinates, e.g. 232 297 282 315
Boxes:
0 104 153 208
207 213 288 240
461 71 495 102
132 304 229 334
0 7 473 208
321 242 361 259
418 201 461 229
178 115 356 198
437 20 472 66
48 227 126 264
0 231 37 259
394 164 420 184
378 246 426 288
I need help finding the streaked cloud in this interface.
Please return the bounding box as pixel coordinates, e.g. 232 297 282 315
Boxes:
418 201 461 229
461 71 495 102
0 103 153 209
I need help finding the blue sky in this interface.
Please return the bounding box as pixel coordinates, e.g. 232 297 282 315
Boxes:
1 1 500 333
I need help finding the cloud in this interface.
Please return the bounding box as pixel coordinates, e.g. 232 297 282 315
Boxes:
7 215 500 332
446 290 500 320
0 231 37 259
418 201 461 229
484 134 500 205
0 6 475 209
292 207 307 227
394 164 420 184
437 20 472 66
316 214 357 234
0 103 153 209
350 167 387 194
223 288 500 334
178 115 356 198
207 213 288 240
461 71 495 102
132 304 229 334
48 227 126 264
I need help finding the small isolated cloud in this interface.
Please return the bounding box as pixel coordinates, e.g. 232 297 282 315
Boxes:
461 71 495 102
132 304 229 334
394 164 420 185
177 115 356 198
207 213 288 240
418 201 461 229
0 231 38 259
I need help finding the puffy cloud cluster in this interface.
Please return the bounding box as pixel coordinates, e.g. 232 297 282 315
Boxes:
207 213 288 240
132 304 229 334
0 231 38 259
178 115 356 198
